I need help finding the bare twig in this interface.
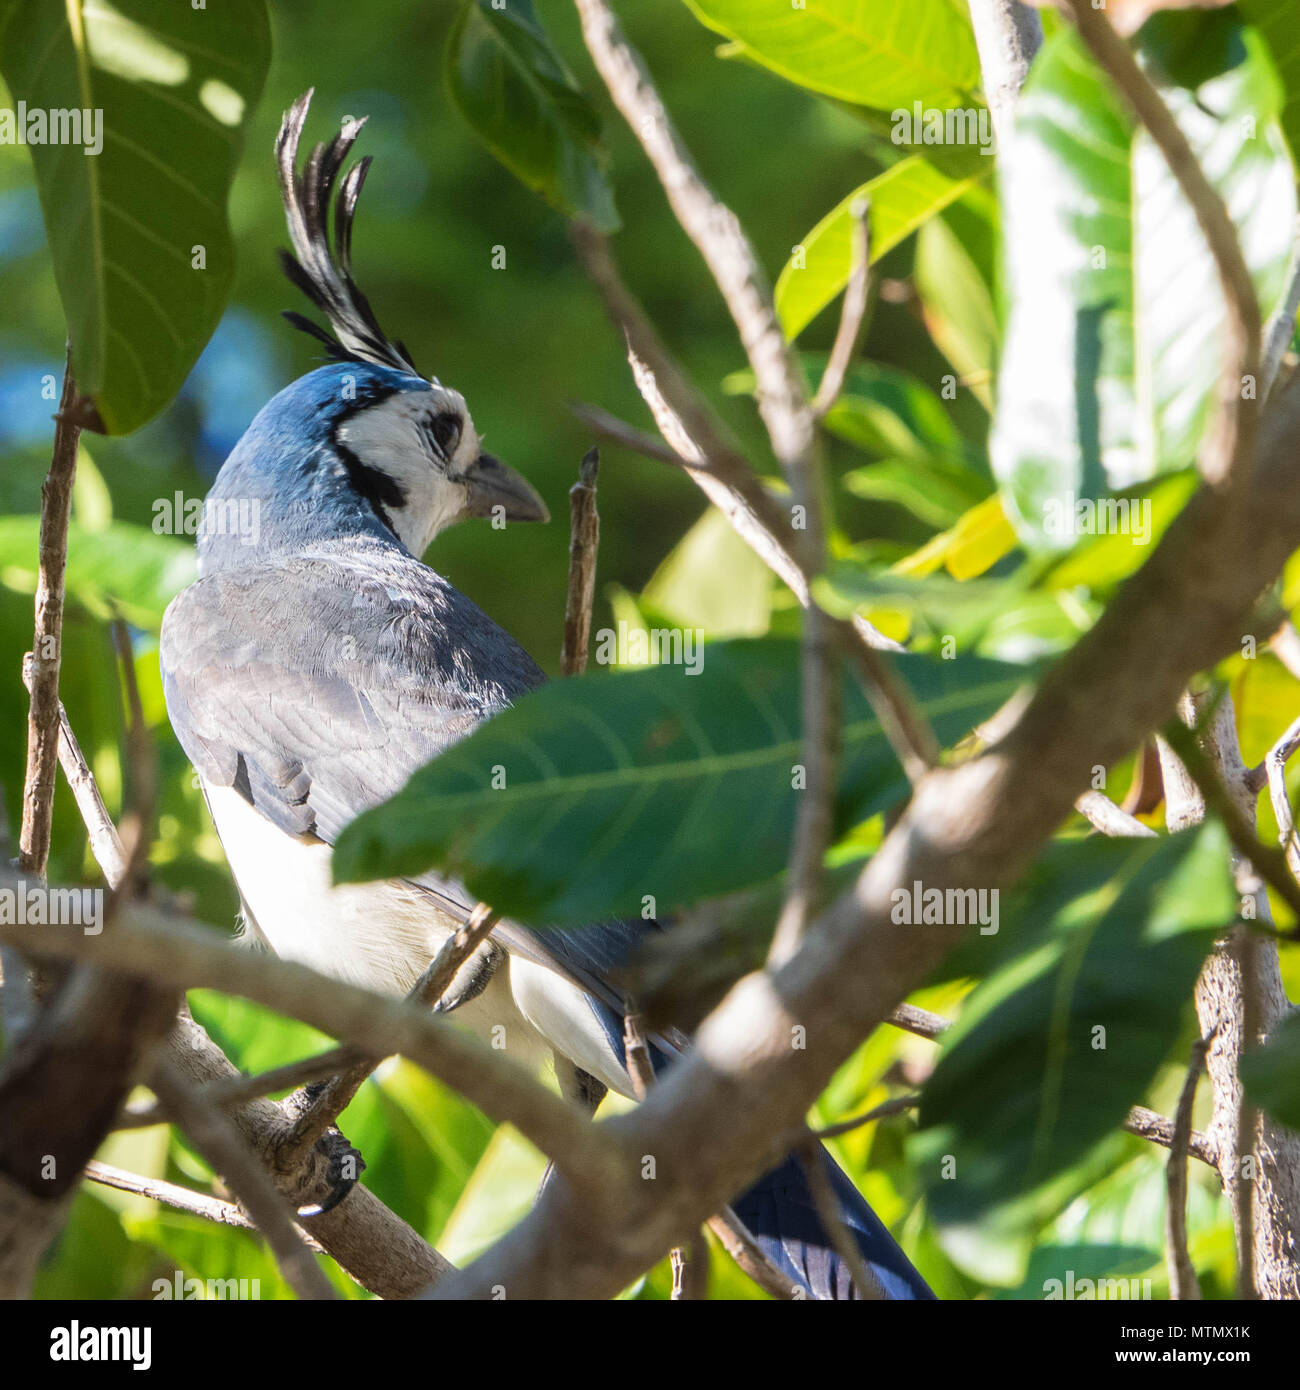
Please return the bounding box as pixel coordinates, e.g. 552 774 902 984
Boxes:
1075 789 1158 839
1126 1104 1217 1169
562 447 601 677
150 1058 338 1300
706 1209 805 1300
570 402 686 468
85 1160 259 1232
622 1009 655 1102
1059 0 1259 488
1166 1037 1209 1299
108 616 156 912
808 1093 920 1143
21 655 127 887
18 346 82 877
1256 714 1300 881
886 1002 950 1041
969 0 1044 149
812 199 871 417
115 1046 366 1131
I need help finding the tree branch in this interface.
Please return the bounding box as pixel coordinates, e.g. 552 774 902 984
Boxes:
969 0 1044 149
18 346 82 877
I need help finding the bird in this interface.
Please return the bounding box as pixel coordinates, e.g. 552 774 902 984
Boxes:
159 89 934 1302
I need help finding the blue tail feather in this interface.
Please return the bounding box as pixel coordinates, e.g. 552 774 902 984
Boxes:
731 1149 934 1300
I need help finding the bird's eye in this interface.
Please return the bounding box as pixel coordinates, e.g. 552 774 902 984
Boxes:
427 413 462 457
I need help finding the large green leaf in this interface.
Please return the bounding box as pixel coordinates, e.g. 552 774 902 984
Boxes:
911 824 1234 1226
681 0 981 109
444 0 617 230
0 517 195 631
0 0 270 434
776 151 986 338
333 639 1029 924
991 13 1295 550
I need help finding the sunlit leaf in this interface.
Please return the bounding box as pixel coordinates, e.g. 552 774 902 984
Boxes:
991 13 1295 549
681 0 981 109
0 0 270 433
777 151 986 338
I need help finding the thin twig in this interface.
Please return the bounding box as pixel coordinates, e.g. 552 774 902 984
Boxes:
1166 1037 1209 1299
1257 714 1300 881
706 1209 805 1300
1059 0 1259 488
21 655 127 887
886 1002 950 1041
108 617 156 910
812 199 871 417
562 447 601 677
150 1058 338 1300
1075 789 1158 839
85 1160 258 1231
18 346 82 878
116 1046 366 1131
1127 1104 1217 1169
808 1094 919 1142
622 1010 655 1102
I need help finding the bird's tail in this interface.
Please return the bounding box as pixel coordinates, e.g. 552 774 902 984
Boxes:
730 1147 934 1300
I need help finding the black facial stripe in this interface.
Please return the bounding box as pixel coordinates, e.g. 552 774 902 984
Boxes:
331 437 408 539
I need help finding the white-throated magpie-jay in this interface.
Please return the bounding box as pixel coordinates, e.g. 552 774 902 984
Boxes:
159 91 933 1301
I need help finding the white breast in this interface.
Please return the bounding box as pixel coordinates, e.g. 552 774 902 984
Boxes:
202 785 548 1073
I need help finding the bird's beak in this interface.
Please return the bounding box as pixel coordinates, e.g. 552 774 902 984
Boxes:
460 452 550 523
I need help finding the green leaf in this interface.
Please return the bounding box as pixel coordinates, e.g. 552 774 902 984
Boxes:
641 507 773 638
681 0 981 109
842 458 987 530
911 824 1234 1226
445 0 617 231
913 194 1000 411
991 13 1296 550
0 0 270 434
0 517 195 631
1241 0 1300 161
1241 1010 1300 1130
815 565 1084 660
333 638 1028 924
776 151 986 338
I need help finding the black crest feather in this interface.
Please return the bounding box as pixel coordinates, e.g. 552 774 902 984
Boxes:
275 89 423 377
